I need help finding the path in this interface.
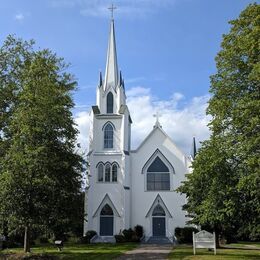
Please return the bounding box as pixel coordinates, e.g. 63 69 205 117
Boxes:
116 244 172 260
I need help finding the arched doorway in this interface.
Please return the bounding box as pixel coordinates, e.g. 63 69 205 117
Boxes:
152 204 166 237
100 204 114 236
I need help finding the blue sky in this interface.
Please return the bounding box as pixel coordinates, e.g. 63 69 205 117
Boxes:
0 0 255 153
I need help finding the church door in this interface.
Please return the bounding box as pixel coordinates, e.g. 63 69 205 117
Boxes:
152 205 166 237
100 204 114 236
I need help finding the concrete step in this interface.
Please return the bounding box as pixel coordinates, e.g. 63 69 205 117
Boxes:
146 236 173 244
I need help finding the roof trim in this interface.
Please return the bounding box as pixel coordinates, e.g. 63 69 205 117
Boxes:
141 149 175 174
131 125 187 157
145 194 173 218
93 193 120 217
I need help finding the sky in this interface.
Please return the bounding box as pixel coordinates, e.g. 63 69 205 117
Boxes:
0 0 256 154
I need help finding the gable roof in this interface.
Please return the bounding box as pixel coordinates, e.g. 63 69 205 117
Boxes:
141 149 175 174
93 193 120 217
131 125 187 158
145 194 173 218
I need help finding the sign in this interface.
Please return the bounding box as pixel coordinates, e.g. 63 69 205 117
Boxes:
193 230 216 255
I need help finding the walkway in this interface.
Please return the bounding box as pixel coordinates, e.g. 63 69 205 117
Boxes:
116 244 172 260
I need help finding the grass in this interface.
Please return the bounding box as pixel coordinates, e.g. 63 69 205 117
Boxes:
169 244 260 260
226 241 260 249
0 243 138 259
1 242 260 259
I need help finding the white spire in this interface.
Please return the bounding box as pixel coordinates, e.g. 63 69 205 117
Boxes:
104 19 119 90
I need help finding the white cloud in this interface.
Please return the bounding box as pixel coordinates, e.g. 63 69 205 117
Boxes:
75 111 91 154
74 86 211 156
14 13 25 21
50 0 177 18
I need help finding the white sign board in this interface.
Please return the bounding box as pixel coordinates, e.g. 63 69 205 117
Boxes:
193 230 216 255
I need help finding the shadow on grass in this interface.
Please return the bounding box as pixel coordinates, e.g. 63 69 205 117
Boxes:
0 243 138 260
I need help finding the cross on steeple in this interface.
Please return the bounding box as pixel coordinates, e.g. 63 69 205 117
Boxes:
153 111 162 128
108 4 117 19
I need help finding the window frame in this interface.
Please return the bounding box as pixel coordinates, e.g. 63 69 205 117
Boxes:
104 123 114 149
97 162 119 183
144 155 172 192
106 92 114 114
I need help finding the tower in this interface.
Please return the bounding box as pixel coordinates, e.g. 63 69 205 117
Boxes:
84 17 132 240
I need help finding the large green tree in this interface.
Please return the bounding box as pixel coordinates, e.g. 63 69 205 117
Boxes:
178 3 260 241
0 36 84 252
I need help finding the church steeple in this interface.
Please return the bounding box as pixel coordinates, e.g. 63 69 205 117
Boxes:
190 136 197 160
104 19 119 90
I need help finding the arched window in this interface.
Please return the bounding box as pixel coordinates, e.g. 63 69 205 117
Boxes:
107 92 113 113
152 205 166 216
98 164 104 182
101 204 113 216
104 123 113 148
105 164 111 182
147 156 170 191
112 164 117 182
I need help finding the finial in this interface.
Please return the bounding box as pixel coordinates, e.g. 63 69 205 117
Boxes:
108 3 117 19
99 71 103 87
153 111 162 128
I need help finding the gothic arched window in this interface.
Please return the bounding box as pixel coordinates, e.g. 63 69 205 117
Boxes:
104 123 114 148
98 163 104 182
101 204 113 215
147 156 170 191
112 164 117 182
107 92 114 113
152 205 166 216
105 164 111 182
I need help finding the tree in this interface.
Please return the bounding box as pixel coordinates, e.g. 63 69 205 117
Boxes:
178 3 260 241
0 36 84 252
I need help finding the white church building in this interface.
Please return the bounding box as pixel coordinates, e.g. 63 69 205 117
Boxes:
84 17 195 243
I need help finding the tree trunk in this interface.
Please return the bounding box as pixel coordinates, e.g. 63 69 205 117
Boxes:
24 225 30 253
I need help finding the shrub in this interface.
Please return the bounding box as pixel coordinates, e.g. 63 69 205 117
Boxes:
175 227 198 243
122 229 134 242
81 230 97 244
134 225 143 239
114 234 126 243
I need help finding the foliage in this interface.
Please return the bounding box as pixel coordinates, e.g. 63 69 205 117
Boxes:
114 234 126 243
81 230 97 244
122 229 134 242
134 225 144 240
177 3 260 241
175 227 198 244
0 35 84 252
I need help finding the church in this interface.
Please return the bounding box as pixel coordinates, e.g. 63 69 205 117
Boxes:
83 17 195 243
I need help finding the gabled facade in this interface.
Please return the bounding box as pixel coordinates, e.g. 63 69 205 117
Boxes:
84 18 193 243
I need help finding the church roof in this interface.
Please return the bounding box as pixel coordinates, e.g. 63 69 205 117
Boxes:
104 19 119 90
190 136 197 160
131 124 187 158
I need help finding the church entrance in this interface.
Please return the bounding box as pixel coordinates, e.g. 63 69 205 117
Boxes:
100 204 114 236
152 205 166 237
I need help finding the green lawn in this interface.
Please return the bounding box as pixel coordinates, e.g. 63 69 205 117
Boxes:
169 245 260 260
226 242 260 249
0 243 138 259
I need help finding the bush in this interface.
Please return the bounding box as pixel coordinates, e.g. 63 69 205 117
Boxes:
134 225 143 239
122 229 134 242
175 227 198 243
114 234 126 243
81 230 97 244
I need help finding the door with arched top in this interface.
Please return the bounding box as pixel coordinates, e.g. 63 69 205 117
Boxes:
152 205 166 237
100 204 114 236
